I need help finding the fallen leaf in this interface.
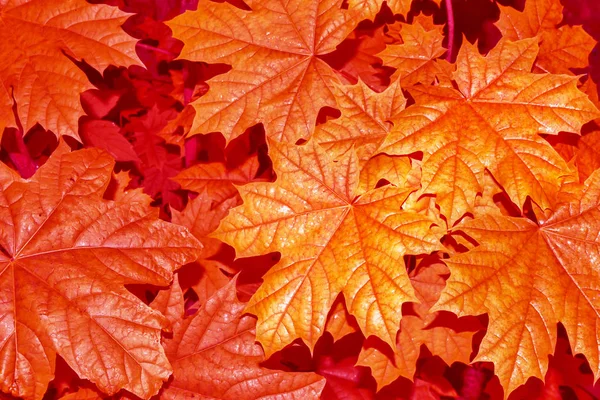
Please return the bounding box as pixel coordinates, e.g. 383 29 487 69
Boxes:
214 139 443 355
0 143 201 399
0 0 140 139
160 279 326 399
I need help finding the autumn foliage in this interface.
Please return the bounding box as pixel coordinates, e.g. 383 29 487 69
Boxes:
1 0 600 398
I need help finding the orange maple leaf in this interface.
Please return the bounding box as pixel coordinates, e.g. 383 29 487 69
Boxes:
167 0 359 143
324 297 359 342
214 140 443 355
0 0 140 139
358 259 480 389
496 0 596 75
158 278 326 399
379 22 447 87
358 154 413 194
172 156 261 249
435 169 600 395
552 129 600 184
348 0 412 21
58 388 103 400
0 144 201 400
380 38 599 226
314 79 406 164
174 157 261 208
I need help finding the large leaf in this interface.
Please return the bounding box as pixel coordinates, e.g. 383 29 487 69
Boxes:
167 0 359 143
0 0 140 139
159 279 326 399
435 170 600 395
380 38 599 226
0 144 201 400
214 140 443 355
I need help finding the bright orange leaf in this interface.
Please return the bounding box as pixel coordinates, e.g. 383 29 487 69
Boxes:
159 279 326 399
324 298 359 342
358 153 413 194
380 38 599 226
175 157 261 205
358 260 480 389
0 144 201 400
172 191 239 241
314 79 406 164
2 0 600 397
496 0 596 75
435 169 600 395
0 0 140 139
172 156 261 247
348 0 412 21
379 22 446 87
151 274 185 329
59 388 103 400
167 0 360 143
554 130 600 184
214 139 443 355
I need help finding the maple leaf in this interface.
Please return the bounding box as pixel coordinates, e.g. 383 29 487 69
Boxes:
434 169 600 395
324 298 359 342
0 0 140 139
380 38 599 226
358 259 480 389
59 388 103 400
214 139 443 355
167 0 360 143
314 79 406 164
159 278 326 399
79 119 140 163
358 154 413 194
348 0 412 21
172 190 240 241
175 156 261 205
170 185 242 307
496 0 596 75
0 144 201 400
378 22 447 87
571 131 600 182
320 25 389 92
172 155 262 241
125 107 185 211
151 274 185 329
552 129 600 184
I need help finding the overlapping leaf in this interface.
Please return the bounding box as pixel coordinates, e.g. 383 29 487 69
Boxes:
358 154 413 194
167 0 360 143
0 144 201 399
214 140 443 355
379 22 447 87
348 0 412 21
380 38 599 226
435 169 600 395
496 0 596 75
0 0 140 139
314 79 406 164
358 260 480 389
159 279 326 399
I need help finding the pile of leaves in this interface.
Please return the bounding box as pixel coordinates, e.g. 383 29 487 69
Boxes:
1 0 600 398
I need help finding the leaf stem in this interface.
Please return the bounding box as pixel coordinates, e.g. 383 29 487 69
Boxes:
446 0 455 62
